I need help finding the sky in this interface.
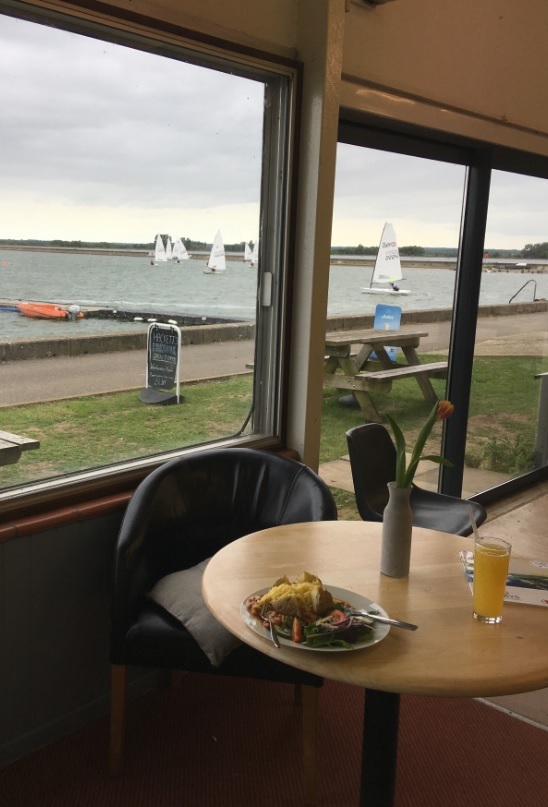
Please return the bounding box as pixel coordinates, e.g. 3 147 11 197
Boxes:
1 13 546 250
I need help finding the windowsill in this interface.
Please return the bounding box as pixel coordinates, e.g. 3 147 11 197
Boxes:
0 491 131 542
0 443 299 541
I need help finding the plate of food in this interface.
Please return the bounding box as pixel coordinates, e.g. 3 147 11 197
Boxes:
241 571 390 652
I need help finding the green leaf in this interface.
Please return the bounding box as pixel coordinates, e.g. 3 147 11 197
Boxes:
421 455 454 468
386 413 408 487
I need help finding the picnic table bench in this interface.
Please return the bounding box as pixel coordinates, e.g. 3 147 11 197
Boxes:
324 329 448 422
0 430 40 467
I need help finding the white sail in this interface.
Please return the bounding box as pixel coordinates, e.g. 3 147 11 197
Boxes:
244 242 252 262
371 222 402 284
362 222 410 295
250 239 259 267
204 230 226 273
172 237 190 261
153 233 167 263
165 236 173 260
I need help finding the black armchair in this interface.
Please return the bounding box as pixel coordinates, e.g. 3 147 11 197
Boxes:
110 447 337 802
346 423 487 536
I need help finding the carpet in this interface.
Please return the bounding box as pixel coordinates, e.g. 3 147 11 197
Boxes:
2 674 548 806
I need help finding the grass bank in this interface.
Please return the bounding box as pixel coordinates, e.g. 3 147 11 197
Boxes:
1 354 546 492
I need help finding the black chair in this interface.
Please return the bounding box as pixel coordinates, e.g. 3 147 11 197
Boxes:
110 447 337 802
346 423 487 536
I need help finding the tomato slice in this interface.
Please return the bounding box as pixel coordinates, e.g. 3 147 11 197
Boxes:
291 617 303 643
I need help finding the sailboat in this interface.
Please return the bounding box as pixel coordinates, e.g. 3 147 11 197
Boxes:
152 234 167 265
361 222 410 295
250 239 259 268
165 236 173 261
172 237 190 261
203 230 226 274
244 242 252 263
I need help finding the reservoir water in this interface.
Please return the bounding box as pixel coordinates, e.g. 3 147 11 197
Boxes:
1 249 546 340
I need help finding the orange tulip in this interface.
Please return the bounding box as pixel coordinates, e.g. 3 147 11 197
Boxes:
437 400 454 421
388 398 454 487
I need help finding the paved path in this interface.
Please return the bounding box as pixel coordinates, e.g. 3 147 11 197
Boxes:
0 311 546 407
0 340 255 407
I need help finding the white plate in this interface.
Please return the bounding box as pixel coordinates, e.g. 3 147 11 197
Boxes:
240 585 390 652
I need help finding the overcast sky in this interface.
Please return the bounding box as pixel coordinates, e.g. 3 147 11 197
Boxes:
1 13 546 249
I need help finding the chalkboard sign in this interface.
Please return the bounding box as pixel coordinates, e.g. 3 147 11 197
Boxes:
146 323 181 392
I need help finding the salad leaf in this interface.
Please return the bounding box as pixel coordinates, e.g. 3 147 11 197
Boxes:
302 610 375 648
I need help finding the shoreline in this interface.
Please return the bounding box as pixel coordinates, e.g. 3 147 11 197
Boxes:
1 300 547 363
2 245 546 272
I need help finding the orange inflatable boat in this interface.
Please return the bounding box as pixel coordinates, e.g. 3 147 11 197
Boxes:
17 302 84 320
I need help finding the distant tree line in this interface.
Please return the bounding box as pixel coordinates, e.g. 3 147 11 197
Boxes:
159 236 254 253
331 244 426 256
1 238 545 257
0 237 254 253
522 242 548 259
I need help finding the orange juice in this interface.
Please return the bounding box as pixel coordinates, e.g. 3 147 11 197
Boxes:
473 537 511 623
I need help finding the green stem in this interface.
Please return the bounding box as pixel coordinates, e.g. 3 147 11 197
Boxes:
402 400 439 487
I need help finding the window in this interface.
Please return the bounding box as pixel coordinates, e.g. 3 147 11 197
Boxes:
335 114 548 500
327 140 465 470
468 170 548 484
0 4 297 500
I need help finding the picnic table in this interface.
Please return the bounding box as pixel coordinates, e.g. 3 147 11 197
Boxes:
0 430 40 466
324 329 448 422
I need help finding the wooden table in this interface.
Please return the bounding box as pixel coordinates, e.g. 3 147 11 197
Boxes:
0 430 40 466
324 329 448 421
202 521 548 806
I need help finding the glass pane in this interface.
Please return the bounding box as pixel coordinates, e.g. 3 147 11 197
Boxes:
324 143 467 497
0 13 282 490
466 170 548 490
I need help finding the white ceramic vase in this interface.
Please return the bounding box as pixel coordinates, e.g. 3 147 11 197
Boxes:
381 481 413 578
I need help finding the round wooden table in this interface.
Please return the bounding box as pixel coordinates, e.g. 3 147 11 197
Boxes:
202 521 548 806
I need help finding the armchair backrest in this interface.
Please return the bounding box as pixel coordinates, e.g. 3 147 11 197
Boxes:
345 423 397 521
111 448 337 635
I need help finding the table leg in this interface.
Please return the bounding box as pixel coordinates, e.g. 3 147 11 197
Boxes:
338 354 382 422
324 355 339 374
371 346 394 370
353 391 382 423
401 346 437 402
360 689 400 807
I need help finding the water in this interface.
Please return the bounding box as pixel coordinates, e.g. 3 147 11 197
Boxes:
1 249 546 340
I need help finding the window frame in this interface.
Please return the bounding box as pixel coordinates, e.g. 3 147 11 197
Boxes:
0 0 302 518
338 111 548 503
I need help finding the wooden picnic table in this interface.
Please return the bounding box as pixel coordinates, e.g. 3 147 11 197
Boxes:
324 329 448 422
0 430 40 466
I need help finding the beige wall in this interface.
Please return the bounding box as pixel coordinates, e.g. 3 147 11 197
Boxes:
341 0 548 155
53 0 300 58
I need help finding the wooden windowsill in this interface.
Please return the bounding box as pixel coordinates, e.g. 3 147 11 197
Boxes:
0 447 301 542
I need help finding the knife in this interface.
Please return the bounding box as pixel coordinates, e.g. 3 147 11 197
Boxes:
350 610 418 631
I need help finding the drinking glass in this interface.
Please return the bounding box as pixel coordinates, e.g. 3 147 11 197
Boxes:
473 536 511 623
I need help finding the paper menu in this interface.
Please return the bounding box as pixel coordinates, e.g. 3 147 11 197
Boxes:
459 551 548 608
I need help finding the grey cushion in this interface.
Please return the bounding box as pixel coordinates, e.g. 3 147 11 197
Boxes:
148 558 241 666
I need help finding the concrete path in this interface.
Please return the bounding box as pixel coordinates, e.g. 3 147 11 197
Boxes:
0 339 255 407
0 310 546 407
318 454 509 501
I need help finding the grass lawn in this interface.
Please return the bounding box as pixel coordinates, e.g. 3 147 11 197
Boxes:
2 354 546 499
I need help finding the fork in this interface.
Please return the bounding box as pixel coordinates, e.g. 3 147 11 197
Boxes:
260 608 281 648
